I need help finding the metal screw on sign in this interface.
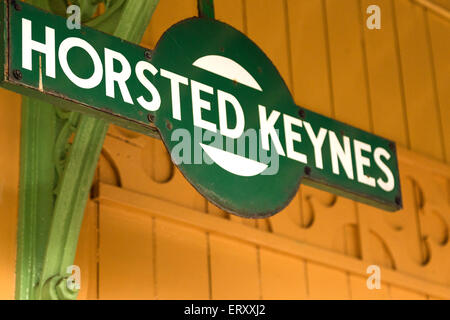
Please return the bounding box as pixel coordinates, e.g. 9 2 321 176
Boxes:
13 69 22 80
147 114 155 123
166 120 173 131
389 142 396 151
145 50 152 60
304 166 311 176
298 109 306 119
12 0 21 11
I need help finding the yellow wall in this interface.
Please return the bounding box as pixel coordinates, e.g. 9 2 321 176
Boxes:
0 0 449 299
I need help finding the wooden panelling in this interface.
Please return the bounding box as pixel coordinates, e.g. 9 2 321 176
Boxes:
259 248 307 299
349 274 390 300
0 89 21 300
215 0 245 32
270 184 360 257
96 181 450 299
307 263 350 299
360 0 409 146
394 0 445 160
389 286 427 300
245 0 292 90
287 0 333 115
427 12 450 163
209 234 260 299
426 0 450 11
98 204 155 299
324 0 371 131
154 219 209 299
101 131 206 211
74 200 98 300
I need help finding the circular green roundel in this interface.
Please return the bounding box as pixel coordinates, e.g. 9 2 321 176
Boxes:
151 18 304 218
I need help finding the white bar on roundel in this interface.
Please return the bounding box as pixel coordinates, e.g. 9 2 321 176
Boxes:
193 55 263 92
200 143 268 177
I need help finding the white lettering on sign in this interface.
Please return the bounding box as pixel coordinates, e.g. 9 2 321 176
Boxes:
329 131 354 180
160 68 188 121
193 55 262 91
374 147 395 191
217 90 245 139
303 121 327 169
200 143 268 177
135 61 161 111
283 114 307 164
191 79 217 133
19 17 396 188
59 37 103 89
258 105 286 156
22 18 55 78
105 48 134 104
354 140 376 187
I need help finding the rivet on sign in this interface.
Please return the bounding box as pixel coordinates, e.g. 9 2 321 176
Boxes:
13 69 22 80
389 142 395 151
12 1 21 11
304 166 311 176
144 50 153 60
147 114 155 123
298 109 306 119
166 120 173 130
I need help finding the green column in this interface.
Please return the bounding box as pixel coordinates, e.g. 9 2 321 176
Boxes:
198 0 215 19
16 0 159 300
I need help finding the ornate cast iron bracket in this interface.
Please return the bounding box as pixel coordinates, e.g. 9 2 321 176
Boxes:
15 0 160 300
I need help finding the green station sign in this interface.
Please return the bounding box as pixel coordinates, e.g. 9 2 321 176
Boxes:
0 0 402 217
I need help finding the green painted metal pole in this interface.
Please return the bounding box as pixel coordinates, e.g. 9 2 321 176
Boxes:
16 0 59 300
16 97 57 300
16 0 159 300
37 0 160 300
198 0 215 19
